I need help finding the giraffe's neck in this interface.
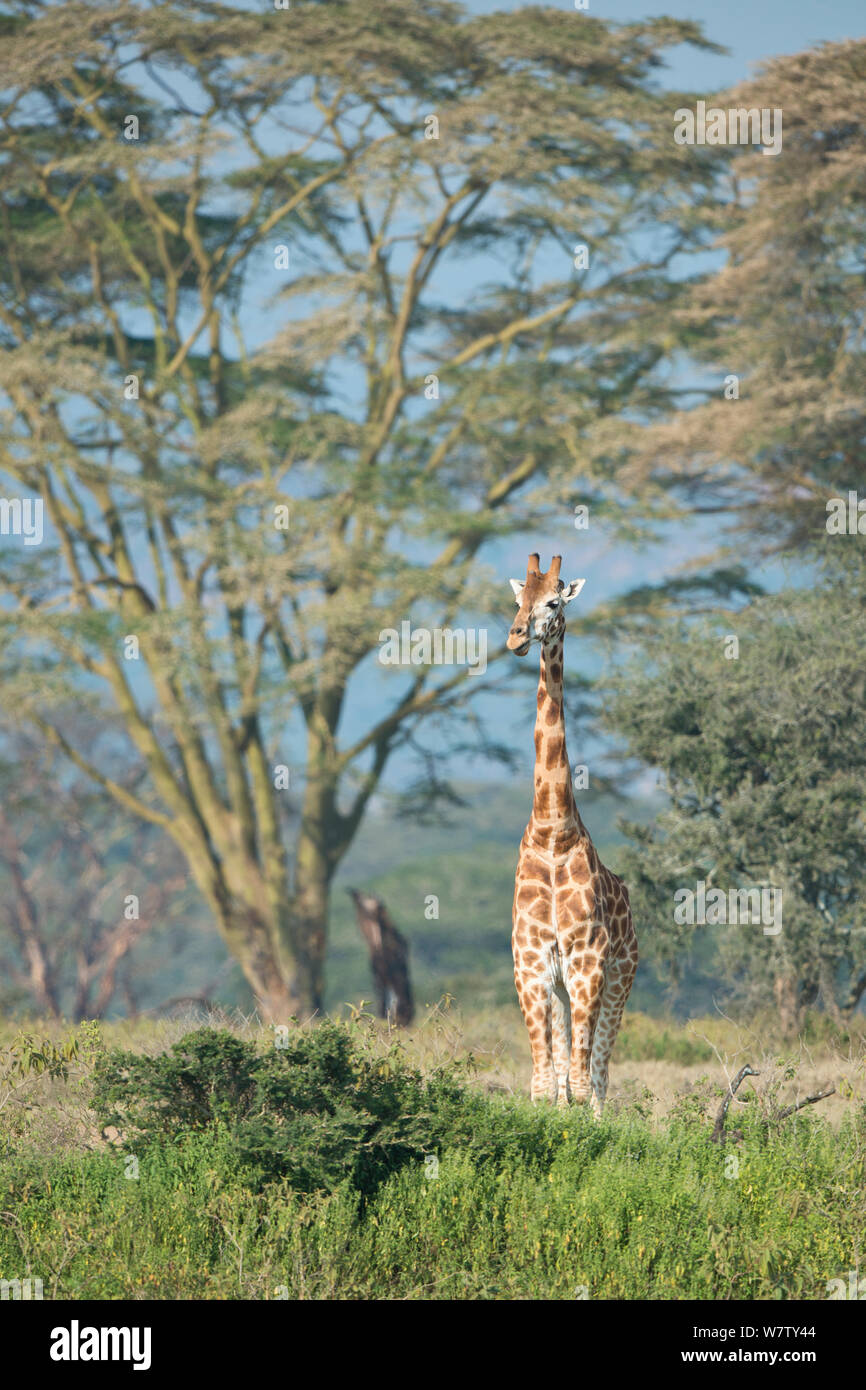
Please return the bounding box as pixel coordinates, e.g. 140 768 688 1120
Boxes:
528 628 586 854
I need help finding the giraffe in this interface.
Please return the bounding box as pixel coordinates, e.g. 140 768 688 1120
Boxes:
507 552 638 1114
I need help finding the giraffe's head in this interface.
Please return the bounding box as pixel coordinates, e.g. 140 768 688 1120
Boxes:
506 553 585 656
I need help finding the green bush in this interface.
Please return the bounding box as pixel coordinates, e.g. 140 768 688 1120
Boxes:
92 1024 531 1196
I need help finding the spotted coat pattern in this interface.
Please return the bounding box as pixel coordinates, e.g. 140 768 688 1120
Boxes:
511 606 638 1113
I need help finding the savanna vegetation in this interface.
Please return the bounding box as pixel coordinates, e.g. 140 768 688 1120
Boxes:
1 1017 863 1300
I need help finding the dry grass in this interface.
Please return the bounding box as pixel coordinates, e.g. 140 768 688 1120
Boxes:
339 999 866 1122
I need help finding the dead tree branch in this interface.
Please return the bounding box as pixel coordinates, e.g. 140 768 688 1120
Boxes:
711 1064 837 1143
776 1087 836 1121
711 1064 760 1144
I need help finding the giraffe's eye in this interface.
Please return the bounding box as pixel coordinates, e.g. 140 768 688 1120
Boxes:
545 600 558 609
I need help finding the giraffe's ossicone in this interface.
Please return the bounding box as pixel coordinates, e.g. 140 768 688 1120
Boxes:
507 552 638 1114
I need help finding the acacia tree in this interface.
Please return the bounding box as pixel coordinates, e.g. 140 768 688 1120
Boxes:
626 38 866 554
0 0 721 1016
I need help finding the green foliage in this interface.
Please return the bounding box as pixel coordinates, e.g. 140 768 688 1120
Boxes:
94 1028 259 1134
0 1029 75 1106
605 576 866 1025
3 1022 864 1299
93 1025 497 1196
4 1032 78 1080
0 1028 82 1131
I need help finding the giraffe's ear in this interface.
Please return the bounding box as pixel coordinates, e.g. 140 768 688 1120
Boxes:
509 578 524 601
561 579 586 603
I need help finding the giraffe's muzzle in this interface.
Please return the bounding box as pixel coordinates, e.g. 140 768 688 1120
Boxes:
507 623 532 656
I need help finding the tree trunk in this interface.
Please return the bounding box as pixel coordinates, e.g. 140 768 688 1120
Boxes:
818 957 847 1028
287 711 344 1017
773 970 817 1037
774 974 798 1036
222 901 297 1022
159 703 345 1021
173 825 297 1023
291 827 330 1016
0 814 60 1018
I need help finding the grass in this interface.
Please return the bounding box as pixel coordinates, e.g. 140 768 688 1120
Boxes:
0 1009 864 1300
4 1101 863 1300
